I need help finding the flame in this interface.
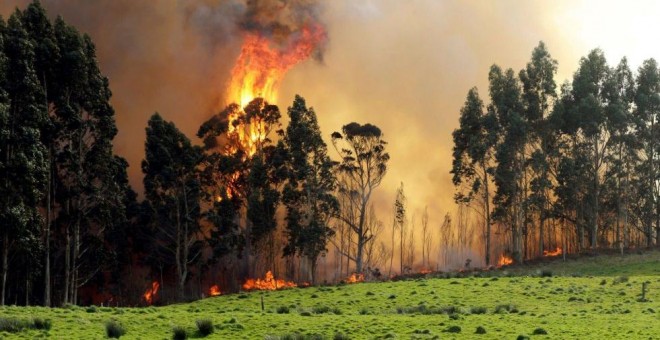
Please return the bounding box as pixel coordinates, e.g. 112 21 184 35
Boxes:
209 285 222 296
420 268 432 274
224 24 327 157
143 281 159 304
242 271 297 291
345 273 364 284
543 247 562 257
497 254 514 267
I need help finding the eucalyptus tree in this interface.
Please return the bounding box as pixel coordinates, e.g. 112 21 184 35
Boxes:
331 122 389 273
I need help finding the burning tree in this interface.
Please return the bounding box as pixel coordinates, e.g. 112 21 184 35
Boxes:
332 123 390 274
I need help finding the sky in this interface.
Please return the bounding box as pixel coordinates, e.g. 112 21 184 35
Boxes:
2 0 660 257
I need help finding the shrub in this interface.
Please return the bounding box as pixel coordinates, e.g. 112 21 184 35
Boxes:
359 307 370 315
105 320 126 338
444 325 461 333
276 306 290 314
0 318 29 333
299 311 312 316
33 318 52 331
613 276 629 285
470 306 487 314
533 328 548 335
540 270 553 277
475 326 486 334
334 332 350 340
86 305 98 313
312 306 331 314
517 335 530 340
494 304 518 313
172 326 187 340
196 319 214 337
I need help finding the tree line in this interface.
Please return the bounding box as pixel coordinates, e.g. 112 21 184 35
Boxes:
452 42 660 265
0 2 390 306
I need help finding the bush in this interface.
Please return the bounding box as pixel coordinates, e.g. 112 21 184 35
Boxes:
86 305 98 313
444 325 461 333
475 326 486 334
196 319 214 337
470 306 487 314
0 318 29 333
172 326 187 340
105 320 126 338
33 318 52 331
276 306 290 314
517 335 530 340
540 270 553 277
532 328 548 335
334 332 350 340
613 276 629 284
494 303 518 313
312 306 331 314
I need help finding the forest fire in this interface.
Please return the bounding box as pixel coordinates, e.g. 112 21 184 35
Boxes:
208 285 222 296
345 273 365 283
543 247 562 257
143 281 160 304
224 24 327 156
242 271 297 291
420 268 432 274
497 254 514 267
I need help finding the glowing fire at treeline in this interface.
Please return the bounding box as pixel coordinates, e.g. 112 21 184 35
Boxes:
242 271 297 291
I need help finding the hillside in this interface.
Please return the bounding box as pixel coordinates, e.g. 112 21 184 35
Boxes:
1 250 659 339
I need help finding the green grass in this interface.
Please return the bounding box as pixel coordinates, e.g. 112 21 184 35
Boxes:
1 250 659 339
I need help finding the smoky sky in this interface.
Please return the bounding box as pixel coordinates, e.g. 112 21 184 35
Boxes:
2 0 660 266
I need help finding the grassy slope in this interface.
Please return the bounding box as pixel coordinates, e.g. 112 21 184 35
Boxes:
1 251 659 339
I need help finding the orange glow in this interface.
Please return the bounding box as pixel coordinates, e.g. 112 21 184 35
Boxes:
242 271 297 291
143 281 159 304
345 273 364 284
497 254 514 267
209 285 222 296
543 247 562 257
420 268 432 274
224 24 327 157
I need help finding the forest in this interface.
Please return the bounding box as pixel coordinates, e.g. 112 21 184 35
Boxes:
0 1 659 309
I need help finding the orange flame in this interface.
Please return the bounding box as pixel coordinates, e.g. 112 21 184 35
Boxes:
209 285 222 296
143 281 159 304
345 273 364 284
242 271 297 291
419 268 432 274
224 24 326 157
497 254 514 267
543 247 562 257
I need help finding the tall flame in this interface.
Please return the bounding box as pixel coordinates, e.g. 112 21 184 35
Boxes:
242 270 297 291
224 24 327 157
143 281 159 305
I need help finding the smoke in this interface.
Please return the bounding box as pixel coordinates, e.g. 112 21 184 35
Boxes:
2 0 659 271
183 0 326 58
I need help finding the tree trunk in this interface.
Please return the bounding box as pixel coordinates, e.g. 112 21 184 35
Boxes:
44 148 52 307
484 168 491 266
63 221 70 305
1 233 8 306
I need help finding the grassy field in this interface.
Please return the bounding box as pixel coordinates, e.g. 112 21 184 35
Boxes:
1 251 659 339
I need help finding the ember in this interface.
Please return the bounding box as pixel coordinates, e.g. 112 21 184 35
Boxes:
242 271 297 291
143 281 159 304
